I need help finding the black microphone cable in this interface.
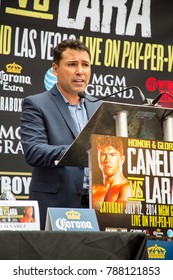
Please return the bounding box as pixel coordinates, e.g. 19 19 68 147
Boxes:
152 91 173 106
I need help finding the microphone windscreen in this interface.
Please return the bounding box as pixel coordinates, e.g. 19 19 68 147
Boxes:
152 93 162 105
78 92 85 98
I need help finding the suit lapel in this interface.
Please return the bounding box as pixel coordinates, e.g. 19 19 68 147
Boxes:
50 85 79 137
84 98 101 119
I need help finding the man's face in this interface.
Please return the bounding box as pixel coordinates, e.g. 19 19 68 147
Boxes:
52 48 91 96
98 145 125 178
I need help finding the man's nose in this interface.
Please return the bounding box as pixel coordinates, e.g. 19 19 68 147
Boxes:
76 65 83 74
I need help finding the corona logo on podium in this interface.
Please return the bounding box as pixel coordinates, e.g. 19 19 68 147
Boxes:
55 209 92 231
6 62 22 74
46 208 99 231
147 244 166 259
65 210 81 220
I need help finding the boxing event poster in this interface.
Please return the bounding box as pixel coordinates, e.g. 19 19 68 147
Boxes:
90 134 173 240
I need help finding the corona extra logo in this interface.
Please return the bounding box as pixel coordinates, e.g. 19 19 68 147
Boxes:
147 244 166 259
6 62 22 74
65 210 81 220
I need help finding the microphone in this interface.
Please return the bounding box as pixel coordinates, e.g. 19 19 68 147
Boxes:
152 91 173 106
78 86 149 104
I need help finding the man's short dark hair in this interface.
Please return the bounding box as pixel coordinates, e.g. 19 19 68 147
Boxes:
53 39 91 65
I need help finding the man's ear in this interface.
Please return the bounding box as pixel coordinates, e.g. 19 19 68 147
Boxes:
52 63 58 76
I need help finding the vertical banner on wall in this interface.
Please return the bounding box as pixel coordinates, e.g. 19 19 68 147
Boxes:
90 134 173 240
0 0 173 200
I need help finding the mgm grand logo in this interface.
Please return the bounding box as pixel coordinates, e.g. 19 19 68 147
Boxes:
55 210 93 231
147 244 166 259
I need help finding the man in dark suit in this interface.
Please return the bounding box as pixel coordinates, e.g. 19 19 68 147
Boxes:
20 39 101 229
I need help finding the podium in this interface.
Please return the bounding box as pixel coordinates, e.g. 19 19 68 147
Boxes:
56 101 173 168
55 101 173 236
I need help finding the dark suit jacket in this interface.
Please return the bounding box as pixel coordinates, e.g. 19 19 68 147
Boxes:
20 84 101 228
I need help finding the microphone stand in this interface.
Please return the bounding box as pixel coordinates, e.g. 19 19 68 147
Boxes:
152 91 173 105
78 86 149 105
